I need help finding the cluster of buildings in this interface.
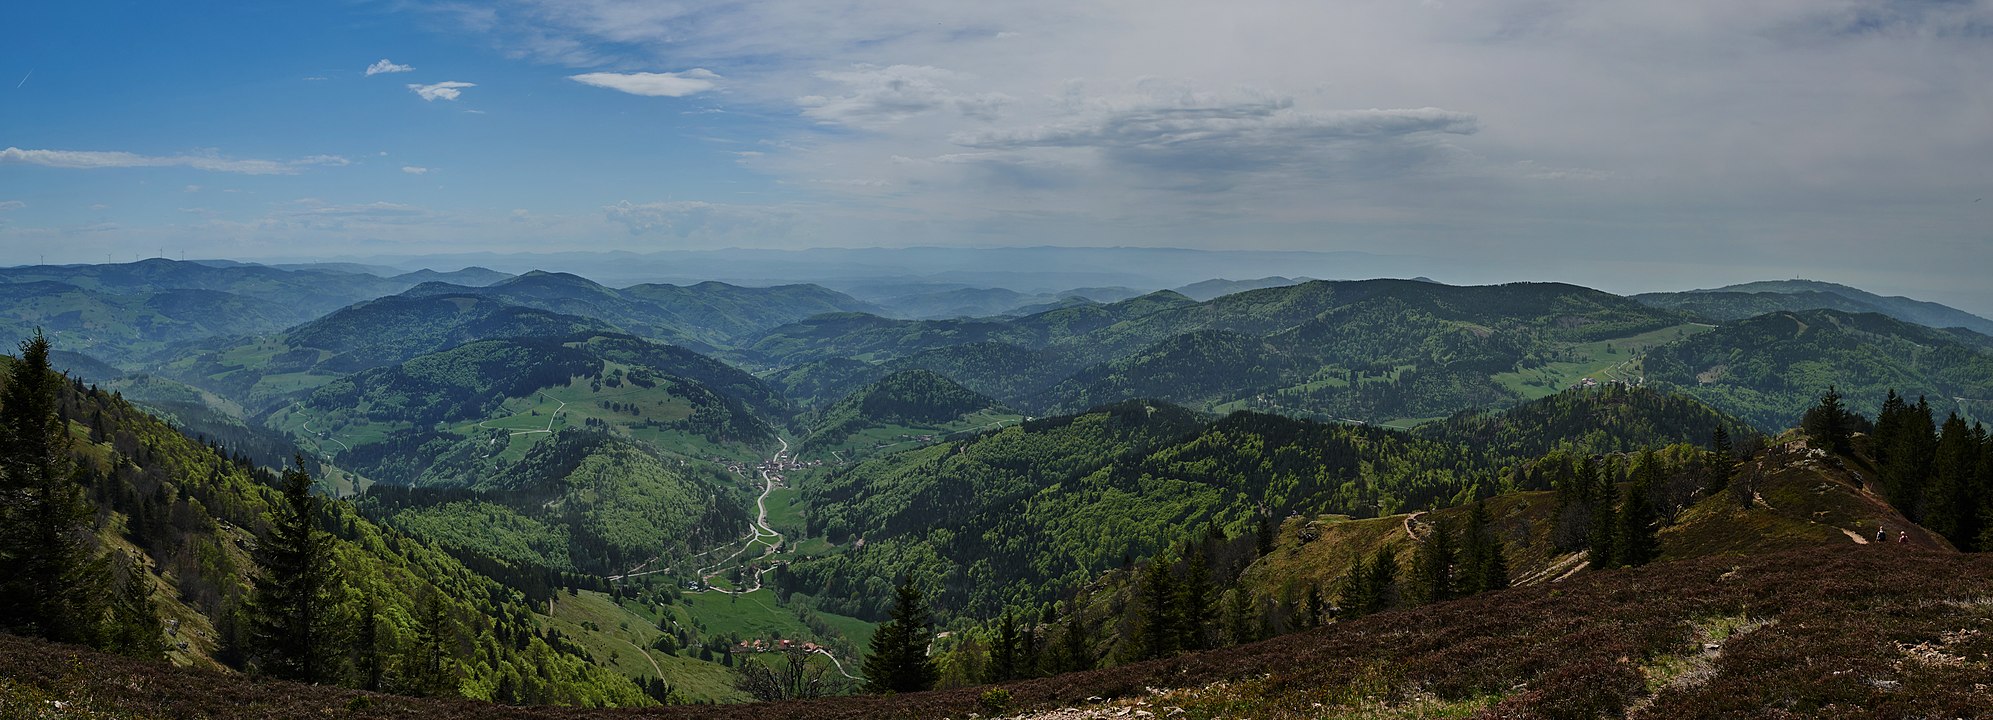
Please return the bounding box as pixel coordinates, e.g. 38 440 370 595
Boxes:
733 638 826 654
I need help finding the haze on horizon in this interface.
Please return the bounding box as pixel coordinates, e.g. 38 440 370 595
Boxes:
2 1 1990 312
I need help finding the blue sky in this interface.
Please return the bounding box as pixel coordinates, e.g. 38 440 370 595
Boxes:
3 0 1991 312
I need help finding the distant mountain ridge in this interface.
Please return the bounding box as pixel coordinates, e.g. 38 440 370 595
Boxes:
1636 278 1993 335
402 271 881 352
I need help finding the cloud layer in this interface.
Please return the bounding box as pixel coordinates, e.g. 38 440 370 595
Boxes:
365 59 414 75
568 69 719 96
1 147 349 175
407 80 475 101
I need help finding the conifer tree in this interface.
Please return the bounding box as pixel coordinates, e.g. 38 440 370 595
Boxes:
1134 557 1178 660
1587 459 1620 568
1058 598 1095 673
1406 521 1456 607
985 612 1019 683
0 330 107 645
1459 501 1509 593
1802 386 1852 454
1615 453 1662 566
248 457 344 683
1173 547 1213 651
1299 583 1327 629
1223 587 1258 645
1923 414 1981 547
864 576 939 694
357 595 385 691
414 589 458 696
104 555 165 659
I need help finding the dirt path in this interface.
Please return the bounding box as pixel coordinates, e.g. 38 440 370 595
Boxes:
623 638 666 684
1840 528 1871 545
1402 511 1426 541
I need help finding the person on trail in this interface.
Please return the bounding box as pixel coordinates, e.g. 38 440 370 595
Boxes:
1898 531 1909 544
1876 526 1887 543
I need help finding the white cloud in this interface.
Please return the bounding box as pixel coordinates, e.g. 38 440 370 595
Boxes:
569 69 720 97
402 166 430 175
407 81 475 101
798 65 1010 127
366 59 415 76
0 147 349 175
183 185 202 192
0 200 23 212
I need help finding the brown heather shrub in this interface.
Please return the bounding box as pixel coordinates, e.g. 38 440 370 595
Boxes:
2 545 1990 719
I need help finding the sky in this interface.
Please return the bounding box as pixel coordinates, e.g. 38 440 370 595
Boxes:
1 1 1990 311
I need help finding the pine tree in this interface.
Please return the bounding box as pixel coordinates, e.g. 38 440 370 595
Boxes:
864 576 939 694
0 329 107 645
1134 557 1178 660
1299 583 1326 629
1460 501 1509 593
985 613 1019 683
1587 459 1620 568
413 589 457 696
1173 547 1213 651
1802 386 1852 455
1615 452 1662 566
1339 546 1398 618
1223 586 1258 645
1710 424 1733 460
104 555 165 659
1924 414 1980 547
1405 521 1456 606
247 457 344 683
1058 598 1094 673
357 595 385 691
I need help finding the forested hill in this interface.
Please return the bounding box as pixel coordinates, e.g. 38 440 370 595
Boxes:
400 271 880 353
0 347 650 706
1636 278 1993 335
799 370 1014 459
746 279 1690 424
783 400 1495 619
1643 309 1993 430
281 332 781 487
1422 384 1758 461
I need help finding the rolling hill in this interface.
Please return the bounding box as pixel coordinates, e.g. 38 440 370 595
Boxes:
271 332 782 488
798 370 1021 460
156 294 623 412
1636 278 1993 335
748 280 1696 426
1643 309 1993 430
402 272 880 354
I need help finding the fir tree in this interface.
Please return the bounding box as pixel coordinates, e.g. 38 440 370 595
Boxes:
1173 547 1213 651
247 457 344 683
864 576 939 694
1923 414 1981 547
1405 521 1456 607
0 330 106 646
1058 598 1095 673
1615 452 1662 566
1802 386 1853 455
1133 557 1178 660
1459 501 1509 593
1299 583 1327 629
356 595 385 691
1223 587 1258 645
1587 458 1620 568
413 589 458 696
104 555 165 659
986 612 1020 683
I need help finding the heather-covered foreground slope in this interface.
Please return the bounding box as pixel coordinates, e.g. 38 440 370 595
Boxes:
6 546 1989 719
